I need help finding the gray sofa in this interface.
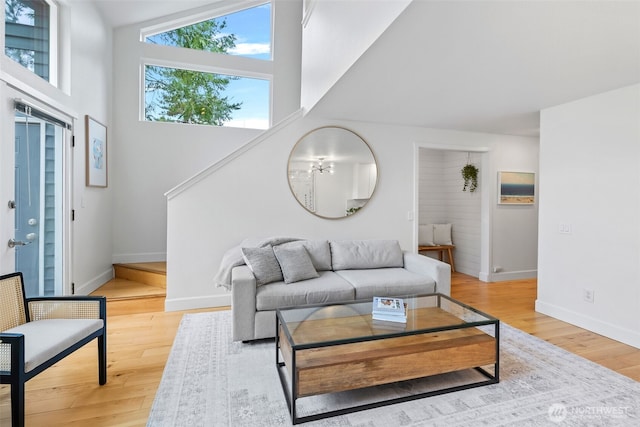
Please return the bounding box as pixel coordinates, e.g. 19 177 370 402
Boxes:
230 239 451 341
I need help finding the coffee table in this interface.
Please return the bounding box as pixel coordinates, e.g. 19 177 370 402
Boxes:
276 293 499 424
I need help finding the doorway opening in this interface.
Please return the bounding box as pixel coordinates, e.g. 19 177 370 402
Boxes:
415 145 489 278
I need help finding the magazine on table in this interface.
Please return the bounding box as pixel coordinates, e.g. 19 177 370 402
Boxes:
372 296 407 323
372 296 405 315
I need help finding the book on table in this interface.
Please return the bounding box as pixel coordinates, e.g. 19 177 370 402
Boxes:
372 318 407 331
372 296 407 323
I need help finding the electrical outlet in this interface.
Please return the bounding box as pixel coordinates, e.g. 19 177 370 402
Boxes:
583 289 594 303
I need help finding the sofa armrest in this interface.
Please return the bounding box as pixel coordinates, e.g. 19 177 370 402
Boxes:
231 265 257 341
403 251 451 296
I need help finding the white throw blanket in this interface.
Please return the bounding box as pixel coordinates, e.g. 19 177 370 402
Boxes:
213 237 300 290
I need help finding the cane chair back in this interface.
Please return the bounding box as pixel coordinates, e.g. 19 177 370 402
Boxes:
0 273 27 331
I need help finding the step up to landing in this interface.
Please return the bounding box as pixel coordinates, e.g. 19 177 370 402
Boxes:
91 263 166 314
113 262 166 288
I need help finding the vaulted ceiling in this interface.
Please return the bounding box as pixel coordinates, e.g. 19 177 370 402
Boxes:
308 0 640 136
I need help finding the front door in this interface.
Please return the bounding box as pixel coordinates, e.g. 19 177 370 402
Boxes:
1 86 72 297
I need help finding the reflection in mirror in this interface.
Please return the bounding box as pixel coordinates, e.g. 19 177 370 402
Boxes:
288 126 378 219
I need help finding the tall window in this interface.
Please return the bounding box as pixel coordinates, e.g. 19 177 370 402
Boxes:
4 0 55 82
142 2 272 129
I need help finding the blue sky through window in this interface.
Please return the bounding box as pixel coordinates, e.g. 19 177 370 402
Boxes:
224 3 271 60
223 3 271 128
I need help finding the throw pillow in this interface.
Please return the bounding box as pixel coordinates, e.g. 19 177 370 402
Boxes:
277 240 332 271
241 246 283 286
433 223 453 245
418 224 435 246
273 245 319 284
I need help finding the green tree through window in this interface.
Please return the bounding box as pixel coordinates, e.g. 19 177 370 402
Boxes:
145 19 242 125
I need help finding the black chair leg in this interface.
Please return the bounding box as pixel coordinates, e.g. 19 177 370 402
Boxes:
11 380 25 427
98 334 107 385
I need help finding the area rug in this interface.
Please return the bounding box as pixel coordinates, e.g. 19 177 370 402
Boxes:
147 311 639 426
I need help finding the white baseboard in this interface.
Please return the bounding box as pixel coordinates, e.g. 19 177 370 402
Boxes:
480 269 537 282
536 300 640 349
112 252 167 264
165 294 231 311
74 268 113 296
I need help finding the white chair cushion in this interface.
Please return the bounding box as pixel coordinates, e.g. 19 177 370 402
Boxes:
4 318 104 372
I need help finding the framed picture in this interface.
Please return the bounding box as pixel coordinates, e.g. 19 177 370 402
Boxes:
85 115 108 187
498 171 535 205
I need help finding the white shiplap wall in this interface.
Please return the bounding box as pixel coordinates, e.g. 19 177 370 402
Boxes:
418 149 481 276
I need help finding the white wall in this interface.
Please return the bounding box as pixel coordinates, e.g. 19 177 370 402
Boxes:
69 3 114 293
0 2 113 294
300 0 410 112
489 138 539 280
536 84 640 349
111 0 302 263
166 116 539 310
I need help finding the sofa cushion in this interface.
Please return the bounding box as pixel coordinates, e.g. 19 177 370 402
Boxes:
330 240 403 270
241 246 283 286
277 240 332 271
335 268 436 300
256 271 355 311
273 245 319 284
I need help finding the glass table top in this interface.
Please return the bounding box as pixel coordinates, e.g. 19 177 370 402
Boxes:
276 293 498 348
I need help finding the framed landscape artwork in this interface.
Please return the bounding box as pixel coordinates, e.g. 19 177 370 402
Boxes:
85 115 108 187
498 171 535 205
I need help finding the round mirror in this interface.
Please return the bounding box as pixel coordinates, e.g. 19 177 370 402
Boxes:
287 126 378 219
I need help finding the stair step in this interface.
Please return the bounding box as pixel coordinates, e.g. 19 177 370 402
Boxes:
98 277 165 299
114 262 166 288
106 296 165 316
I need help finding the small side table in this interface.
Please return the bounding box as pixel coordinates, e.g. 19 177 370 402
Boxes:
418 245 455 272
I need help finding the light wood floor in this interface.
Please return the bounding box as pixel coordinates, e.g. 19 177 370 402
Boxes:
1 274 638 426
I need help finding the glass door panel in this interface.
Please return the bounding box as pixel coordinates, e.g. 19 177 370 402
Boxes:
14 111 64 297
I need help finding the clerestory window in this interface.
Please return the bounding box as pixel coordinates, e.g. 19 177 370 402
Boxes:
4 0 57 84
142 2 272 129
145 3 271 61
